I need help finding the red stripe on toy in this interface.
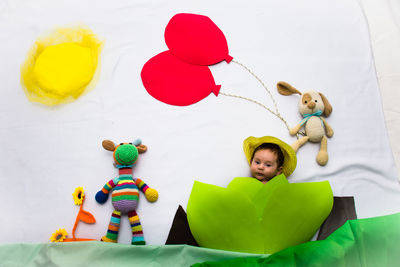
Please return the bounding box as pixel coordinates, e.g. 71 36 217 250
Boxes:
111 213 121 219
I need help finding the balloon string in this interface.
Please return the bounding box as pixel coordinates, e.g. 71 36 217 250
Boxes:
220 59 302 138
219 92 292 134
232 59 280 115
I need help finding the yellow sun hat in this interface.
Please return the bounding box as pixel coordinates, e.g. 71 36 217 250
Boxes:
243 136 297 177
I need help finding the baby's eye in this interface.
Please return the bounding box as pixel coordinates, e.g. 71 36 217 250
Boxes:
264 164 272 167
255 161 260 164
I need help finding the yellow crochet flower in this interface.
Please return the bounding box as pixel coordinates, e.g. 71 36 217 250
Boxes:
50 228 68 242
72 187 85 205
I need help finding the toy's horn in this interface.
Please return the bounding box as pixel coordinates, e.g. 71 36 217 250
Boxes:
132 139 147 153
132 139 142 146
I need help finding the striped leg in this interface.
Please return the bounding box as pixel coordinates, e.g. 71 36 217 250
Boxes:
101 210 121 243
128 210 145 245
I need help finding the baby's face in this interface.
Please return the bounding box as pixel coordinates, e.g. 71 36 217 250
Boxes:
250 149 282 183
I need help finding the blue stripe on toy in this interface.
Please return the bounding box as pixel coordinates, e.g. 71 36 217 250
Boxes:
132 236 144 242
131 222 141 227
107 229 118 235
116 184 138 190
110 217 121 224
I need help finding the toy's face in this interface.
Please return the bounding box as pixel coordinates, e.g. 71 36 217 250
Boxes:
298 91 325 115
113 143 139 165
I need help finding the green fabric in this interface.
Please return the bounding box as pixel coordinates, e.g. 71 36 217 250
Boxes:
0 243 268 267
193 212 400 267
187 175 333 254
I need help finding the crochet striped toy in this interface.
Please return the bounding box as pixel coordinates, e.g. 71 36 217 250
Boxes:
95 139 158 245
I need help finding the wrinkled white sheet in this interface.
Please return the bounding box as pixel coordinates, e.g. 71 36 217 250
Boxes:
358 0 400 179
1 0 400 245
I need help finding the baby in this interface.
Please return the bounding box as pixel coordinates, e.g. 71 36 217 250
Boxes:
243 136 297 183
250 143 284 183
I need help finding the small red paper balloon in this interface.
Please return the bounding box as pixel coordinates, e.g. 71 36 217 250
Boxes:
165 13 233 66
141 51 221 106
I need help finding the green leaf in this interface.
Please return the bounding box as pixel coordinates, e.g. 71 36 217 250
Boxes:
187 181 264 253
187 177 333 254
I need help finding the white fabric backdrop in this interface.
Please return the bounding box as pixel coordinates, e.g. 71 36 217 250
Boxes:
358 0 400 179
1 0 400 245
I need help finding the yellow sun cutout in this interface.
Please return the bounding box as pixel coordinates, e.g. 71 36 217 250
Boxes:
21 26 103 106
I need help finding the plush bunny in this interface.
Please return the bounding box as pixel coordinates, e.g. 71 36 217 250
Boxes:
277 81 333 166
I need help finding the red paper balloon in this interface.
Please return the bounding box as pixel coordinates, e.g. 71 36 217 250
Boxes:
165 13 233 66
141 51 221 106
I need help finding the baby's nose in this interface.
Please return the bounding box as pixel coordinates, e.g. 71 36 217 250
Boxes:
307 101 316 109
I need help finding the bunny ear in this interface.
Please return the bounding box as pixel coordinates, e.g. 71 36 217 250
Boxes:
102 140 116 151
277 81 302 96
319 93 332 117
132 139 142 146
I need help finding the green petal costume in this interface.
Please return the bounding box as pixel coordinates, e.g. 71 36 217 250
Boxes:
187 174 333 254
